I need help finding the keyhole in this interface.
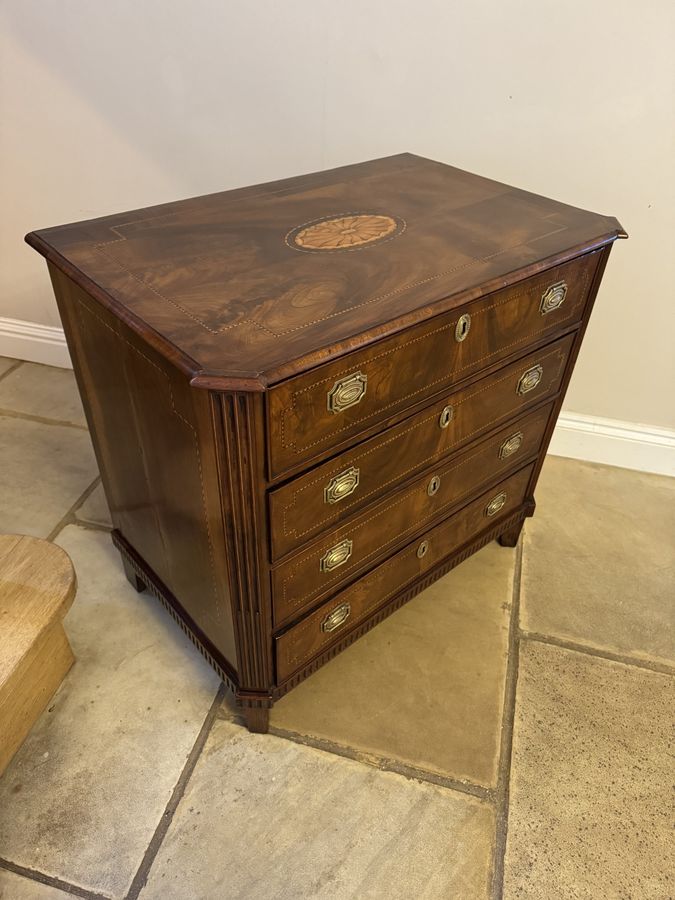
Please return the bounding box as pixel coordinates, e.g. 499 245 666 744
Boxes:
427 475 441 496
455 314 471 342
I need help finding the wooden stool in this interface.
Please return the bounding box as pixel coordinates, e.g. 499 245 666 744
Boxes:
0 534 76 775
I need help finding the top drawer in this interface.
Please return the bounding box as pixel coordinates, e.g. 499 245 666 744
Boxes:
267 250 599 477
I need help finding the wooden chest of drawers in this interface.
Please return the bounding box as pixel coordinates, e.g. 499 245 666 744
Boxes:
26 154 625 732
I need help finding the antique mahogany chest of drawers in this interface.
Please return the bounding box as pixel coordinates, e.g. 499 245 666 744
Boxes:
27 154 625 732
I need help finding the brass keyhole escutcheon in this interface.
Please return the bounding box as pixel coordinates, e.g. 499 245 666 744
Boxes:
417 540 429 559
439 405 454 429
427 475 441 497
455 314 471 343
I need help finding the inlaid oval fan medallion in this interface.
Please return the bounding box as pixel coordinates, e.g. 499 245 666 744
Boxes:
286 213 405 252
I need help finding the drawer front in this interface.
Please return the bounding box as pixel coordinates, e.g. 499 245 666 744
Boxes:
276 463 535 681
272 406 550 626
269 333 573 559
267 250 599 477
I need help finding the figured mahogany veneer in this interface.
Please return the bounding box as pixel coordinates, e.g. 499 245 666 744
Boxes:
266 251 598 477
26 154 625 733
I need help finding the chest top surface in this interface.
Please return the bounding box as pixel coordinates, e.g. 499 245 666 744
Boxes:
27 153 624 389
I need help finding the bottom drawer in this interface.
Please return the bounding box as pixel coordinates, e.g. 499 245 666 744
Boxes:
275 462 535 682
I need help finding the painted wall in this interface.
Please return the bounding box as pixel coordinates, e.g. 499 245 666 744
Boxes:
1 0 673 427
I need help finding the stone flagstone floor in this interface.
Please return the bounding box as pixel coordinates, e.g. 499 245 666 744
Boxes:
0 356 673 900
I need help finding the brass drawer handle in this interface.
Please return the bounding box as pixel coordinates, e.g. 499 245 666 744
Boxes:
427 475 441 496
485 492 507 517
455 313 471 342
540 280 568 315
320 539 353 572
324 466 360 504
499 431 524 460
327 372 367 414
439 405 454 429
517 364 543 395
321 602 351 633
417 539 429 559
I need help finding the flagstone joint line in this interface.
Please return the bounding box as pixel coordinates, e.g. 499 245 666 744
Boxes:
0 857 109 900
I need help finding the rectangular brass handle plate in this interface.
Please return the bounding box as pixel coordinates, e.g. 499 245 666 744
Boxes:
485 492 507 517
319 539 353 572
540 280 567 315
324 466 360 504
517 364 543 396
321 602 351 633
499 431 524 460
327 372 367 413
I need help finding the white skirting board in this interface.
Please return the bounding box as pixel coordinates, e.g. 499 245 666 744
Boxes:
0 316 71 369
1 317 673 477
548 412 675 478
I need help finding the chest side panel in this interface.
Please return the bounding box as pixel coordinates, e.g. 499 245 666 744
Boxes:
49 265 238 670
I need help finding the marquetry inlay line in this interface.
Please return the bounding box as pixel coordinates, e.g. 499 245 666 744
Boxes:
285 213 405 252
73 297 223 621
92 217 569 338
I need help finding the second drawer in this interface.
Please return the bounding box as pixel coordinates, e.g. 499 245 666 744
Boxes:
272 403 552 626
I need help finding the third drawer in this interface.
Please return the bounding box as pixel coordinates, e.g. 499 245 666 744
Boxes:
271 404 551 627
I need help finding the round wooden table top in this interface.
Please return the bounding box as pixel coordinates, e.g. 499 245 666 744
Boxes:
0 534 76 683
